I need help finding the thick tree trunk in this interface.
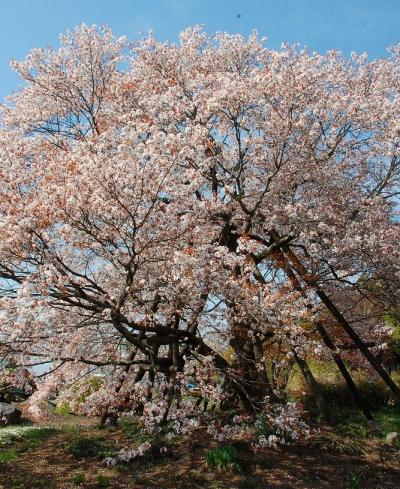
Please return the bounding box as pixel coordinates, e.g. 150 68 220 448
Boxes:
253 336 278 402
230 319 273 410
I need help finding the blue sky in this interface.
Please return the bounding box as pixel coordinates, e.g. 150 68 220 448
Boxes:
0 0 399 101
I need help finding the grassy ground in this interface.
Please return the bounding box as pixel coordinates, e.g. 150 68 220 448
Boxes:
0 365 399 489
0 405 399 489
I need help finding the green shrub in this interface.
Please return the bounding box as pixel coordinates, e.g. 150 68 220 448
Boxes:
347 472 361 489
374 405 400 436
72 473 86 485
337 412 369 438
25 427 57 441
33 480 55 489
0 448 19 462
206 446 241 472
68 437 107 459
94 475 109 488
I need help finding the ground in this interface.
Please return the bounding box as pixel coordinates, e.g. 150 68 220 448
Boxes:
0 407 399 489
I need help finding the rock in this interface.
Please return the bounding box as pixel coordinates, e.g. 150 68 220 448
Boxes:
385 432 399 445
0 402 22 426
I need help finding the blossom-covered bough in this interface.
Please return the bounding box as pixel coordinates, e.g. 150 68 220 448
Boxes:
0 25 399 446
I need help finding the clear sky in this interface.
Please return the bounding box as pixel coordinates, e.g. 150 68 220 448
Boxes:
0 0 399 101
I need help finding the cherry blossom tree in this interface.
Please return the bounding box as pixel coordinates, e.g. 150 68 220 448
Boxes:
0 24 399 438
